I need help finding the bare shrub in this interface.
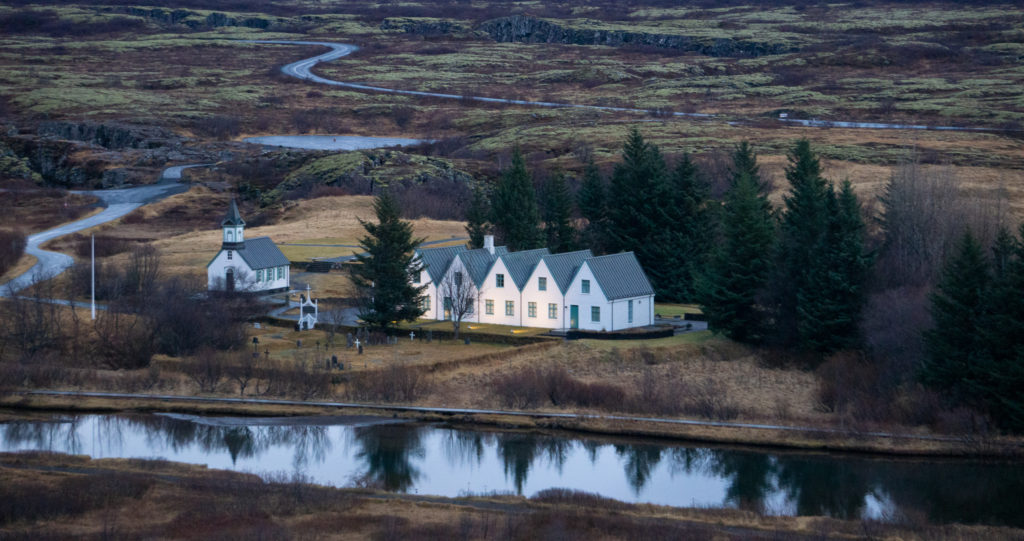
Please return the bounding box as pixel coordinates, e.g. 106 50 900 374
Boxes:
491 365 626 410
184 348 225 393
0 230 27 277
347 363 427 403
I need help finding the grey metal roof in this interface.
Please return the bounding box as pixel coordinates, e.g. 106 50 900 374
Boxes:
222 199 245 226
415 245 467 284
540 249 593 294
500 248 550 290
585 252 655 300
458 246 509 287
237 237 290 269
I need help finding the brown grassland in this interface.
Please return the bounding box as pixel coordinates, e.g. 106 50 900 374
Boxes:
3 451 1020 540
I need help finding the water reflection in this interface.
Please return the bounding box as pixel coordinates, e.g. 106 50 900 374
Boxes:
1 413 1021 527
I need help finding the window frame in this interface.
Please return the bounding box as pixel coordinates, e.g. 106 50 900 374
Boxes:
528 302 537 318
538 277 547 291
496 273 505 288
591 306 600 322
485 299 494 315
581 279 590 294
548 303 557 319
505 300 514 317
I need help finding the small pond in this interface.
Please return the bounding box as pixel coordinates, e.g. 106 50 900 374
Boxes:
243 135 426 150
1 413 1020 527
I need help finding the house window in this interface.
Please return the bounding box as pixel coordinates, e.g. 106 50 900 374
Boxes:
496 274 505 288
421 296 430 312
538 277 547 291
278 267 284 280
628 300 634 323
505 300 514 316
548 303 557 319
485 299 494 315
455 271 463 287
413 271 420 284
582 279 590 294
227 250 232 260
256 269 262 282
528 302 537 318
591 306 600 322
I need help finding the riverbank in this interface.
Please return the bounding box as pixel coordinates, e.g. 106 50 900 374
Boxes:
3 451 1018 540
4 391 1022 459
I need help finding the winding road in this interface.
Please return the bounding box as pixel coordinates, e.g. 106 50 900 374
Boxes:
251 39 1009 133
0 165 208 296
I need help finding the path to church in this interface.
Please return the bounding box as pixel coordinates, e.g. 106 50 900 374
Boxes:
0 164 208 296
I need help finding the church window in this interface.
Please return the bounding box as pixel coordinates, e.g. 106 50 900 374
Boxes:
227 250 232 260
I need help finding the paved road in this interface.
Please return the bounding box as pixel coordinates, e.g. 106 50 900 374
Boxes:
0 164 209 296
249 39 1011 133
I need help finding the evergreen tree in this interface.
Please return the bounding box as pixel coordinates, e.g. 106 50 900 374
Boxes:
491 147 542 251
774 140 832 348
607 129 674 297
350 191 427 332
796 181 871 353
663 153 714 302
731 141 762 193
921 229 990 394
973 224 1024 431
465 185 490 249
577 158 609 253
697 145 776 343
541 170 575 253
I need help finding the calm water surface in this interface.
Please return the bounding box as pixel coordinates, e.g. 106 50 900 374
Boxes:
1 413 1020 527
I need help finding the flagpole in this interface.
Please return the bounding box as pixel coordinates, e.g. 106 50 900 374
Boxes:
91 234 96 320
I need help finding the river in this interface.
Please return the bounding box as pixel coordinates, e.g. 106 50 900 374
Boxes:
1 412 1020 526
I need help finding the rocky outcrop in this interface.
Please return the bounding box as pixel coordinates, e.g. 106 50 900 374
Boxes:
119 7 274 31
478 15 795 57
37 121 181 150
380 18 465 36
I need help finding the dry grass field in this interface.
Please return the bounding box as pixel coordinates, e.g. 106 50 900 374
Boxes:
5 452 1017 540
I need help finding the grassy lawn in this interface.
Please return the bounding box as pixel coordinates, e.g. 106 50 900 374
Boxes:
654 303 703 318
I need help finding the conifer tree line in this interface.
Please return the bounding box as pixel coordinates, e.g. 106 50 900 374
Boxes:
354 129 1021 431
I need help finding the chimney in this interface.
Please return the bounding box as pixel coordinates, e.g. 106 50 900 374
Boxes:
484 235 495 254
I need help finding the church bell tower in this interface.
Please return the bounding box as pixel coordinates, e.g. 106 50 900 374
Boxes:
222 199 245 250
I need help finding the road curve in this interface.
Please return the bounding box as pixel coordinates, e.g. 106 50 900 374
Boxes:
0 165 209 296
250 39 1010 132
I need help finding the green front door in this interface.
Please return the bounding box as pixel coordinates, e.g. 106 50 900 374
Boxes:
570 305 579 329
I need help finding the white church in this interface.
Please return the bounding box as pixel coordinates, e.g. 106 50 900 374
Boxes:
414 236 654 331
207 199 290 293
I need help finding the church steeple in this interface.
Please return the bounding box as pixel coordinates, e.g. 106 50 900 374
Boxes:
222 199 245 249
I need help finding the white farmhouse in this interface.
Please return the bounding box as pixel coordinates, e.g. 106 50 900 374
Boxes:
206 199 290 293
414 235 654 330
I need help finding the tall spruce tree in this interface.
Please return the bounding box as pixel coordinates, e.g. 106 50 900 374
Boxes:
465 185 490 249
697 144 776 343
973 224 1024 431
664 153 714 302
921 229 990 394
541 170 575 253
797 181 871 353
577 158 609 253
350 191 427 332
491 148 542 251
607 129 674 297
775 140 832 348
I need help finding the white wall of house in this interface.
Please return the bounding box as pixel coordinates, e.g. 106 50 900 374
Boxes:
207 250 289 292
564 262 611 331
412 262 440 320
478 258 521 326
522 260 568 329
607 295 654 330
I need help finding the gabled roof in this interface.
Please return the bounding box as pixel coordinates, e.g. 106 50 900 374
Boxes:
540 249 593 294
499 248 550 290
236 237 289 270
222 199 245 227
585 252 655 301
415 245 467 284
458 246 508 287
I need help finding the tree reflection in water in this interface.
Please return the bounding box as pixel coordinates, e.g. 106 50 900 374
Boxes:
2 415 1022 527
351 424 425 492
